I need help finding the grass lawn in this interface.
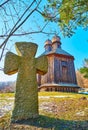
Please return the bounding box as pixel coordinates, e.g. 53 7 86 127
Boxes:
0 92 88 130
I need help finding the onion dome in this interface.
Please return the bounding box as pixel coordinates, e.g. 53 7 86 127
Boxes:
45 39 52 46
52 35 61 43
52 35 61 49
44 39 52 51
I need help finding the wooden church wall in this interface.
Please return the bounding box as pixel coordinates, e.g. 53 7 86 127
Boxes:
37 54 77 87
54 55 77 84
41 55 54 84
54 56 61 83
68 60 77 84
67 60 72 83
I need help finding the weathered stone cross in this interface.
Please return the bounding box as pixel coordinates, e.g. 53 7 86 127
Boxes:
4 42 48 122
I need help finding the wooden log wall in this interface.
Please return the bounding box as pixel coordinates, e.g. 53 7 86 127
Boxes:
37 53 77 88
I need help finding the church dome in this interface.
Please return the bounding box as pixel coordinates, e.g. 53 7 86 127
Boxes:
45 39 52 45
52 35 61 43
44 39 52 51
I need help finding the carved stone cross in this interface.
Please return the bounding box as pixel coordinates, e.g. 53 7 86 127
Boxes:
4 42 48 122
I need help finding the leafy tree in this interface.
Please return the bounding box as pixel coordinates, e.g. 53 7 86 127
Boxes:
44 0 88 37
80 59 88 78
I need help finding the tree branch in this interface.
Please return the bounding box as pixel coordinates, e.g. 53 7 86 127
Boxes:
0 0 10 8
0 0 42 61
0 0 35 48
0 21 55 37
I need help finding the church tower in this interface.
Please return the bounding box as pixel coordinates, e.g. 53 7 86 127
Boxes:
37 35 80 92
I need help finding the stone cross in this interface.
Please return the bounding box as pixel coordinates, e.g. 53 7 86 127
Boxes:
4 42 48 122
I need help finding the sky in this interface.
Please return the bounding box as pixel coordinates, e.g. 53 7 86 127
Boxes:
0 0 88 82
0 28 88 82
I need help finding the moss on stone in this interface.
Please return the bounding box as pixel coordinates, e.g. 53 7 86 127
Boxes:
4 42 48 122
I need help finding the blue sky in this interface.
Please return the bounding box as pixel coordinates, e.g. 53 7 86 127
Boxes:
0 28 88 82
61 28 88 69
0 0 88 81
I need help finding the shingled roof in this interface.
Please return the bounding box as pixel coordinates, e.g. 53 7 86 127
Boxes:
42 48 73 57
41 35 74 58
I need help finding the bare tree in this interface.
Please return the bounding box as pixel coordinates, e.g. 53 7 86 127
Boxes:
0 0 58 70
76 70 84 88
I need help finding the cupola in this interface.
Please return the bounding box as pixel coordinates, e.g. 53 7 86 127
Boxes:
52 35 61 49
44 39 52 51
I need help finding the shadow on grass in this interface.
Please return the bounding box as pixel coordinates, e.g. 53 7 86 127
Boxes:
10 115 88 130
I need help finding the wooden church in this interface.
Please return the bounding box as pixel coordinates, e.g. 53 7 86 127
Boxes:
37 35 80 92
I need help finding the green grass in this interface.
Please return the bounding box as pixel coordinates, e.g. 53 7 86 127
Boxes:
0 92 88 130
39 91 88 98
0 93 14 98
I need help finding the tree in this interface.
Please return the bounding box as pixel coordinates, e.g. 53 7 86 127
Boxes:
76 70 84 88
0 0 88 70
80 59 88 78
44 0 88 37
0 0 56 65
